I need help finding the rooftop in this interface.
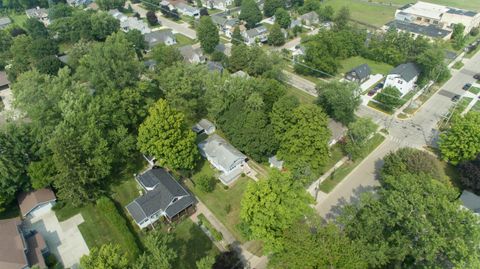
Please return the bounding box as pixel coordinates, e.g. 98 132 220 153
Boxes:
198 134 247 172
347 64 371 80
17 188 56 217
0 218 27 269
144 29 175 48
389 62 421 82
460 190 480 214
398 1 448 20
386 20 451 39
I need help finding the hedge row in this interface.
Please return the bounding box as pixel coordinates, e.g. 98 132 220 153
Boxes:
96 196 140 260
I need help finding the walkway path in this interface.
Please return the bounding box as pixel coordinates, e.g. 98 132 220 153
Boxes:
307 156 348 199
190 200 268 269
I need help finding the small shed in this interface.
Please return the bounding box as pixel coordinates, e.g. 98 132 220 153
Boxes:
193 119 216 135
268 156 284 170
345 64 371 83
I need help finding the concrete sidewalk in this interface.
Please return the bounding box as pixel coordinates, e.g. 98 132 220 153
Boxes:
190 200 268 269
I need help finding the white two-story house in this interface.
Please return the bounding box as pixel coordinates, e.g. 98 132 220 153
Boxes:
384 62 421 96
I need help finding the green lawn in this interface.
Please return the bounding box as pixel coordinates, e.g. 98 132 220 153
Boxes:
318 144 345 176
170 219 219 269
453 97 473 114
339 56 393 75
468 87 480 95
286 85 316 104
186 161 263 255
452 61 464 70
376 0 480 11
323 0 397 27
174 33 195 47
319 134 385 193
368 101 394 115
5 12 28 27
471 101 480 112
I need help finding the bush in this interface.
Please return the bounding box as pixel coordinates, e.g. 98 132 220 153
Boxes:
146 11 158 26
196 174 216 192
95 196 140 260
45 253 58 267
470 27 479 37
198 214 223 241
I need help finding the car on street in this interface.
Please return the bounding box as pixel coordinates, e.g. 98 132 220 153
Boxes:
474 73 480 80
462 83 472 90
451 95 461 102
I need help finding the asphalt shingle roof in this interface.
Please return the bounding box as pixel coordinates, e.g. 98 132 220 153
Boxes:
389 62 421 82
347 64 371 80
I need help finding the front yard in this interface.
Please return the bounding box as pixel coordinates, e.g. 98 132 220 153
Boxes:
174 33 196 47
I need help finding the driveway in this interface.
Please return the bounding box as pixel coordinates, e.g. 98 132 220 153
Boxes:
24 210 89 269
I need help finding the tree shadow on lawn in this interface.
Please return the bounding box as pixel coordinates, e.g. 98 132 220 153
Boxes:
171 222 217 268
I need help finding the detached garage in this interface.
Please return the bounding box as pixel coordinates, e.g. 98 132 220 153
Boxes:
17 188 57 218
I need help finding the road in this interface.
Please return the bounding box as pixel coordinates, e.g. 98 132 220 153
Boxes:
130 3 197 39
314 50 480 219
282 70 318 95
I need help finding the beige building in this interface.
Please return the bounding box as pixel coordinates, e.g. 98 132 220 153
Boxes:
394 1 480 35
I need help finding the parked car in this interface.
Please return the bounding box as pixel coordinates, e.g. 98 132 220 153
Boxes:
373 83 384 91
474 73 480 80
462 83 472 90
367 89 377 96
451 95 461 102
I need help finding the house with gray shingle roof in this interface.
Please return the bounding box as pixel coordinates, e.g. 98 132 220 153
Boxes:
144 29 176 49
345 64 372 83
384 62 421 96
299 11 319 26
242 25 268 45
198 134 247 185
25 7 49 25
179 45 205 64
175 3 200 18
126 168 195 229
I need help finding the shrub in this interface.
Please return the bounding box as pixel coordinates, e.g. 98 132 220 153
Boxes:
196 174 216 192
95 196 140 260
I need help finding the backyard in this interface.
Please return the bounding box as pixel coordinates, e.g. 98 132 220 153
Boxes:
339 56 393 75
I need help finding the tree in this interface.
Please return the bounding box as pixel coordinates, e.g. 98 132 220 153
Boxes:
196 174 216 192
239 0 262 29
90 12 120 41
274 8 290 29
457 154 480 195
212 250 242 269
77 32 142 91
317 80 360 124
96 0 126 10
126 29 147 56
146 11 158 26
231 26 243 45
24 18 48 38
339 173 480 268
80 244 129 269
200 7 209 17
197 16 219 54
134 230 177 269
416 47 450 84
234 0 241 7
270 94 299 141
196 255 215 269
277 104 331 171
451 23 466 50
270 221 367 269
240 170 313 253
343 117 377 160
151 44 183 69
268 23 285 46
381 147 446 182
334 6 350 30
0 123 33 211
373 86 402 112
137 99 199 170
263 0 284 17
439 112 480 165
28 157 56 189
318 5 335 21
48 3 74 20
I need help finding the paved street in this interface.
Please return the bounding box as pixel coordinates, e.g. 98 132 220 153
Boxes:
314 50 480 218
281 70 318 95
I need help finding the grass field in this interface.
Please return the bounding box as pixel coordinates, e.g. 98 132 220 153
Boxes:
468 87 480 95
376 0 480 11
452 61 464 70
174 33 196 47
170 219 219 269
319 134 385 193
323 0 397 27
339 56 394 75
471 101 480 112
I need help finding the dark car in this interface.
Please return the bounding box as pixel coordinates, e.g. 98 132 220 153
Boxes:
462 83 472 90
367 89 377 96
474 73 480 80
373 83 384 91
451 95 461 102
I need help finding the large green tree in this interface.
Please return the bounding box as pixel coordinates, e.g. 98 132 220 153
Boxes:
80 244 129 269
416 47 450 83
439 112 480 165
240 170 313 253
270 222 368 269
270 95 300 141
274 8 291 29
77 32 142 91
317 80 360 124
239 0 262 29
96 0 126 10
0 123 33 211
343 117 377 160
451 23 466 50
133 230 177 269
373 86 402 112
137 99 199 170
263 0 284 17
268 23 285 46
90 12 120 41
277 104 331 171
151 44 183 70
340 173 480 268
197 16 219 54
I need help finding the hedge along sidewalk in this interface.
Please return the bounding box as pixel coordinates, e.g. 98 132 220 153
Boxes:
319 133 386 193
197 213 223 241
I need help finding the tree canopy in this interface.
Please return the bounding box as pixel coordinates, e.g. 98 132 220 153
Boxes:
80 244 129 269
240 170 313 253
239 0 262 29
197 16 219 54
137 99 199 170
317 80 360 124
